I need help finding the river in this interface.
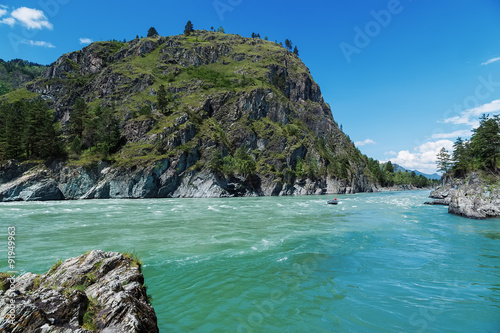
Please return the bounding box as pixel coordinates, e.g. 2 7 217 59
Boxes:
1 190 499 332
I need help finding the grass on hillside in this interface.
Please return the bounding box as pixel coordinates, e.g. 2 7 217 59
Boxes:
0 88 40 103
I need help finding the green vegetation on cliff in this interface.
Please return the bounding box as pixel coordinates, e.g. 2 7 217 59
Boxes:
0 29 428 193
0 59 47 96
0 99 63 161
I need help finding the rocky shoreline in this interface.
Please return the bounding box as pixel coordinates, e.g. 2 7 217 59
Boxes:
0 250 159 333
0 160 377 201
425 172 500 219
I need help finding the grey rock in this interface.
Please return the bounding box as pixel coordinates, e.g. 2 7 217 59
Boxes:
424 199 448 205
0 250 158 333
0 170 64 202
428 173 500 219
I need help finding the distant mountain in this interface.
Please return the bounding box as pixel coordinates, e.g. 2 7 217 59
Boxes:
393 164 441 180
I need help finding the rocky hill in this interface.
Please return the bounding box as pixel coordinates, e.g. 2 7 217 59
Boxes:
426 172 500 219
0 250 158 332
0 31 377 200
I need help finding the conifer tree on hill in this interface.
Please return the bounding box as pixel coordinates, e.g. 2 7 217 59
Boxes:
147 27 158 37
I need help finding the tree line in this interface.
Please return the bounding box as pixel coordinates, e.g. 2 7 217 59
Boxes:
366 158 436 188
437 114 500 178
68 98 121 158
0 99 63 161
146 23 300 56
0 97 122 163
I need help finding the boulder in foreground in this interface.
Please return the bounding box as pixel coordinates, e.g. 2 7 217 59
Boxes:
0 250 158 332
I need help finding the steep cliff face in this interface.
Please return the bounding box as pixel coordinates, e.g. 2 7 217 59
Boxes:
0 31 377 199
0 250 158 332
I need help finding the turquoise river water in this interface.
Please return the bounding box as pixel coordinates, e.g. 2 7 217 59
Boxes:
1 190 499 332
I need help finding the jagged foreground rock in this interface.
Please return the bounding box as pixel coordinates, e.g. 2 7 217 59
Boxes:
0 250 159 332
426 173 500 219
0 31 377 200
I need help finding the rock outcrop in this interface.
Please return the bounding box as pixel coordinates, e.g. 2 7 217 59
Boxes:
0 167 64 202
0 160 376 200
1 31 379 200
426 173 500 219
0 250 158 332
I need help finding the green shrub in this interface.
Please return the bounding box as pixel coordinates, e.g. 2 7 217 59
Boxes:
186 66 233 89
82 297 98 331
48 259 63 275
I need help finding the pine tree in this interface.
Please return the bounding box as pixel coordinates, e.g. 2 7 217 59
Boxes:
184 21 194 36
98 106 121 155
70 136 82 155
285 39 293 51
23 100 37 158
471 114 500 172
5 101 25 159
0 100 62 160
293 46 299 56
0 102 7 162
385 160 394 173
147 27 158 37
28 100 60 159
208 149 223 173
451 137 472 177
38 106 61 159
82 105 100 151
157 84 168 113
70 97 88 139
436 147 452 180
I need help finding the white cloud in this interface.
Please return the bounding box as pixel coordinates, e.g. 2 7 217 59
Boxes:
11 7 52 30
21 39 55 48
431 129 472 139
385 151 397 156
355 139 375 146
442 114 478 126
466 99 500 116
389 140 454 174
482 57 500 66
443 99 500 128
0 17 14 26
79 37 93 45
0 7 7 17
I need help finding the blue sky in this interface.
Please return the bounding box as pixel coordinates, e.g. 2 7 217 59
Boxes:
1 0 499 174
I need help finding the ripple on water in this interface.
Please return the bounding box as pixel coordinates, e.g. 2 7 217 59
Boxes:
1 191 499 332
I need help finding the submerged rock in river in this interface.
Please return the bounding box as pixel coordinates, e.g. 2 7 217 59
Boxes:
0 250 159 332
